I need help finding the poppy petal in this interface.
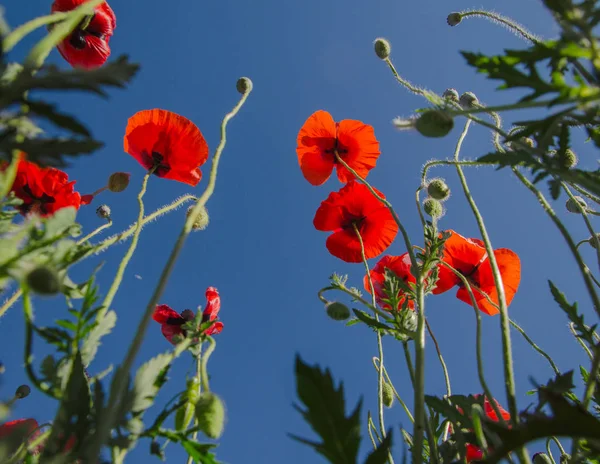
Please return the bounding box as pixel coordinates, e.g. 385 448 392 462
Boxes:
203 287 221 321
160 324 185 344
364 253 415 310
335 119 380 183
296 110 337 186
205 321 223 336
153 304 183 324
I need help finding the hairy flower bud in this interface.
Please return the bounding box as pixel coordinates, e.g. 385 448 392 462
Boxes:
415 110 454 138
426 178 450 201
382 381 395 408
107 172 130 193
447 12 462 26
442 88 459 102
195 392 225 439
374 38 391 59
558 148 578 169
423 198 444 218
326 302 350 321
589 233 600 249
26 266 60 296
533 453 553 464
187 205 210 231
566 196 587 214
15 385 30 399
96 204 111 220
236 77 253 94
459 91 479 108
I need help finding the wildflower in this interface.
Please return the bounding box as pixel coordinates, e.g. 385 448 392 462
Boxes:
0 419 39 455
124 109 209 186
364 253 416 310
5 157 88 217
313 181 398 263
434 230 521 315
152 287 223 344
51 0 116 69
463 396 510 462
296 110 380 186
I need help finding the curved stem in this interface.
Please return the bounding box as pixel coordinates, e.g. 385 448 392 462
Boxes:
372 358 414 423
383 58 427 96
425 320 452 440
2 11 69 53
77 220 112 245
509 319 560 375
569 323 593 360
571 183 600 206
455 10 541 43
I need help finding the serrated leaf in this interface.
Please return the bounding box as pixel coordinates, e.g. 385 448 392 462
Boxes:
181 441 220 464
352 309 393 331
130 352 172 413
364 430 392 464
4 137 103 168
81 310 116 366
24 99 90 136
291 355 362 464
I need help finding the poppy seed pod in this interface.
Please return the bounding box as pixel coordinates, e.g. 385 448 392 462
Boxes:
442 88 459 102
382 381 395 408
459 92 479 108
326 302 350 321
195 392 225 439
423 198 444 218
533 453 553 464
566 196 587 214
26 266 60 296
96 204 111 219
447 12 462 26
107 172 130 192
374 38 391 59
187 205 210 231
416 111 454 138
236 77 253 94
427 178 450 201
15 385 30 399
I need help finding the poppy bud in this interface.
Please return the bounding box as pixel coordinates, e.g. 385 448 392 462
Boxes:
423 198 444 218
150 441 162 457
459 92 479 108
415 110 454 138
382 381 394 408
26 266 60 296
96 204 111 220
447 12 462 26
427 178 450 201
107 172 130 192
566 196 587 214
15 385 30 399
558 148 578 169
326 302 350 321
195 392 225 439
443 88 459 102
236 77 253 94
374 38 391 59
533 453 553 464
187 205 210 231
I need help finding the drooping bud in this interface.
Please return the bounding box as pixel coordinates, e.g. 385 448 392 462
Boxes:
107 172 130 193
374 38 391 60
382 381 395 408
195 392 225 439
426 178 450 201
236 77 253 94
415 110 454 138
447 12 462 26
566 196 587 214
442 88 459 102
187 205 210 231
533 453 553 464
589 233 600 249
423 198 444 218
96 205 111 220
326 302 350 321
26 266 60 296
150 441 162 458
459 92 479 108
15 385 30 399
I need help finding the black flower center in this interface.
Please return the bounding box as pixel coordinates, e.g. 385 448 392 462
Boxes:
151 152 171 177
325 139 349 162
19 185 55 215
69 15 106 50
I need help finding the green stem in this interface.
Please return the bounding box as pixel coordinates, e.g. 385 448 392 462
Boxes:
383 57 427 96
0 151 20 199
425 319 452 440
456 10 541 43
509 319 560 376
571 183 600 206
186 343 204 464
569 323 593 360
100 170 152 318
367 412 381 448
372 358 414 422
2 11 70 53
77 220 112 245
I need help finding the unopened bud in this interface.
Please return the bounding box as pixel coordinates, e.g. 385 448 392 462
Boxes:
415 110 454 138
150 441 163 458
447 12 462 26
558 148 578 169
326 302 350 321
96 204 111 220
26 266 60 296
459 92 479 108
442 88 459 102
589 233 600 249
236 77 253 94
187 205 210 231
374 38 391 59
107 172 130 193
15 385 30 399
566 196 587 214
195 392 225 439
382 381 395 408
533 453 553 464
423 198 444 218
427 178 450 201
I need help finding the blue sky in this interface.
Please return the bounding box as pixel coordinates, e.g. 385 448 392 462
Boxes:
2 0 597 462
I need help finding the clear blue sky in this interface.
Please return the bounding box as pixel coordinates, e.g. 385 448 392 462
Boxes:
2 0 596 462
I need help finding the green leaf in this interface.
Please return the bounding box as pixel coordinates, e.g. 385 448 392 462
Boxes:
81 310 116 366
291 355 362 464
181 440 220 464
24 99 90 136
549 280 597 348
352 309 393 331
364 431 392 464
2 137 103 168
425 395 473 429
130 352 172 414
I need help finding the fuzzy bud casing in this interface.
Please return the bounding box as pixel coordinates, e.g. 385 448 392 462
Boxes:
415 111 454 138
459 92 478 108
447 13 462 26
96 205 111 219
26 266 60 295
423 198 444 218
15 385 30 399
236 77 253 94
374 38 391 59
326 302 350 321
195 392 225 439
107 172 130 193
566 196 587 214
382 381 395 408
187 205 210 231
442 88 459 102
427 178 450 201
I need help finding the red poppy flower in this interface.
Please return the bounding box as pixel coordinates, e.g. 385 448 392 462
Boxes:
464 395 510 462
124 109 209 186
5 157 87 217
152 287 223 344
51 0 116 69
296 110 380 186
0 419 40 455
364 253 416 310
434 230 521 316
313 181 398 263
